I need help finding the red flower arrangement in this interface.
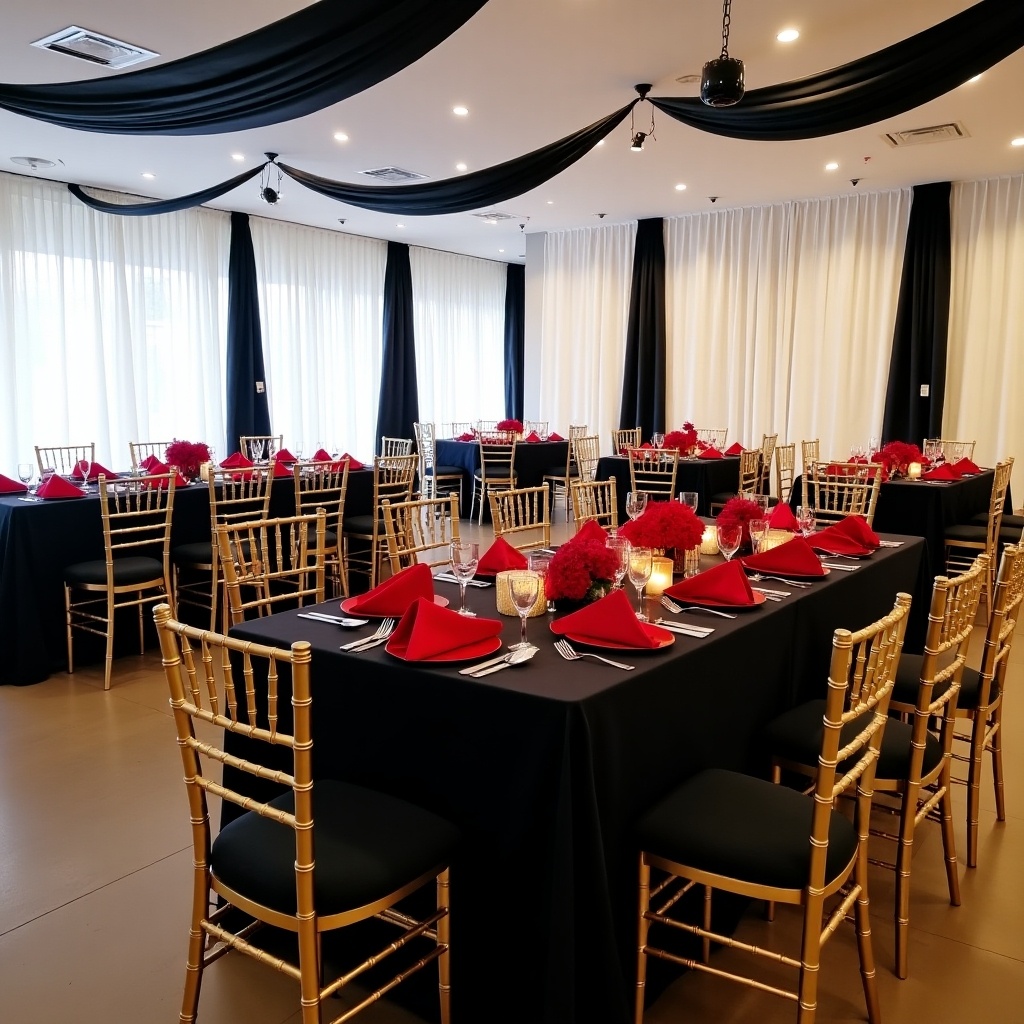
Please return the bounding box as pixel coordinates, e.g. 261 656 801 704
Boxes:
544 536 620 602
165 439 211 481
496 418 524 433
618 501 704 551
875 441 922 480
664 426 698 455
716 496 764 548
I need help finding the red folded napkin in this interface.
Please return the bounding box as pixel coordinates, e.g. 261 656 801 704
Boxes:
551 588 661 648
665 559 755 605
524 431 541 442
725 442 744 456
36 474 86 500
311 448 333 462
922 463 962 481
0 473 28 494
138 454 163 472
575 519 608 543
274 448 296 463
698 447 724 460
145 471 188 489
457 432 475 442
272 459 293 478
477 537 529 575
338 453 365 470
71 459 117 482
387 598 502 660
829 515 880 549
811 520 874 556
547 432 565 442
346 562 435 616
767 503 799 530
953 458 980 474
740 536 825 576
221 452 254 469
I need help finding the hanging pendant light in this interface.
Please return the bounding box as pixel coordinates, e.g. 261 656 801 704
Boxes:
700 0 745 107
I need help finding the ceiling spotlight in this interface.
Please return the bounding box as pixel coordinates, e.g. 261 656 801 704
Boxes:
259 154 282 205
630 132 647 152
452 105 469 117
333 131 349 143
1012 137 1024 147
674 183 687 191
455 162 467 172
142 172 155 180
825 161 839 171
701 0 745 107
231 152 245 162
776 28 799 43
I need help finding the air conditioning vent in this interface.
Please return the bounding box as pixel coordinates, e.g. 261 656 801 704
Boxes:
359 166 429 182
471 211 517 222
32 26 158 68
882 122 970 147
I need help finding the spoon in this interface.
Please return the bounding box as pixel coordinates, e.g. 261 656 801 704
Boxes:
464 646 538 677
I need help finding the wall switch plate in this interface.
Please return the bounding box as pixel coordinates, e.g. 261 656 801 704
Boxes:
919 384 930 397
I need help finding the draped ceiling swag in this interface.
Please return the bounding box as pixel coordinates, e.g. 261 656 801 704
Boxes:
1 0 1021 218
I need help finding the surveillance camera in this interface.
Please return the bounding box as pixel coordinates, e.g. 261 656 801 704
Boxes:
708 196 719 204
337 218 347 225
596 212 606 219
259 186 279 205
850 178 861 187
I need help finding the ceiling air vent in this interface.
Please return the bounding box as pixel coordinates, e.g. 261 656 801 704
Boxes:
471 212 517 222
359 166 429 183
32 26 158 68
882 122 970 148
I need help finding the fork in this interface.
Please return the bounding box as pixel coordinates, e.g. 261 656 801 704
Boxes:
554 639 634 671
659 595 736 619
746 573 811 589
341 618 396 652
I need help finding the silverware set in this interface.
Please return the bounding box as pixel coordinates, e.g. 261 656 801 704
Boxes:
554 639 634 671
750 586 790 600
659 595 735 619
340 618 396 652
297 612 369 627
820 562 859 571
653 619 715 638
745 572 812 588
433 573 492 588
458 646 538 677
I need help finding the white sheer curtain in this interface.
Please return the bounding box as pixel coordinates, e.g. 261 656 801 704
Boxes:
249 218 386 461
537 223 636 443
946 174 1024 484
409 246 506 427
0 172 230 470
665 191 912 457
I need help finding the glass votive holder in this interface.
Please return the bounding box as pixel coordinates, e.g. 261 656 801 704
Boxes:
646 556 675 597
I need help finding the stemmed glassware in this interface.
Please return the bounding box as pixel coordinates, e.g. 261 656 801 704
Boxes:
627 546 653 621
250 438 265 463
507 570 541 650
796 505 816 538
716 523 742 562
678 491 699 512
449 540 479 616
607 535 631 590
748 518 769 555
77 453 92 491
17 463 34 489
652 432 665 451
625 490 648 521
528 552 555 613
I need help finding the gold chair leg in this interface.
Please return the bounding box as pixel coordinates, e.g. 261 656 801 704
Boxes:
796 889 823 1024
894 780 920 980
64 584 74 675
853 851 882 1024
634 857 651 1024
437 869 452 1024
137 591 145 654
938 779 962 909
104 590 115 691
966 719 986 868
991 710 1006 822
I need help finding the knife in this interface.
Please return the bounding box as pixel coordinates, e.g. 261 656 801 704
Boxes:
821 562 859 571
458 652 511 675
434 573 492 587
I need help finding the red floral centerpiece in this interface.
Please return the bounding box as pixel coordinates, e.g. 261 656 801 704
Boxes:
716 496 763 550
664 423 698 457
619 500 704 552
874 440 923 480
496 418 524 434
165 439 211 482
545 536 620 605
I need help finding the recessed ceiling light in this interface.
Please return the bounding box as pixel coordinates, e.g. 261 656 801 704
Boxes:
1012 137 1024 147
455 162 467 172
674 183 687 191
825 161 839 171
776 28 799 43
141 172 155 179
333 131 349 143
396 223 405 228
486 218 498 225
453 105 469 117
546 200 554 205
498 248 505 253
231 152 245 162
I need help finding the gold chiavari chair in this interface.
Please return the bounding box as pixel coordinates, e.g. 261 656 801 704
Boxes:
64 473 176 690
801 438 820 487
381 494 461 575
476 420 499 433
940 439 977 462
568 423 589 441
543 437 580 522
634 593 911 1024
571 478 618 532
759 433 778 499
35 442 95 477
696 427 728 449
765 559 985 979
153 603 459 1024
216 511 326 626
128 440 174 472
173 466 274 629
343 453 418 588
414 421 463 502
709 448 760 514
381 436 414 457
445 421 474 438
470 438 517 524
293 459 350 598
803 459 882 527
524 419 548 436
239 433 284 460
611 427 642 455
573 435 601 485
628 449 679 502
489 484 552 553
775 443 796 505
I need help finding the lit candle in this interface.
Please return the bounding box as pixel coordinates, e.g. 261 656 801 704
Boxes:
907 461 922 480
700 525 720 555
646 556 675 597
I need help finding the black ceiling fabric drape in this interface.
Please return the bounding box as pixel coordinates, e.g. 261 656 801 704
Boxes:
226 212 272 454
882 182 952 445
376 241 419 452
0 0 490 135
650 0 1024 141
277 102 636 216
503 264 525 421
619 219 666 439
68 165 264 216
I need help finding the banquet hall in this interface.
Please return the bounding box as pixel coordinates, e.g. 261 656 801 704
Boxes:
1 2 1024 1023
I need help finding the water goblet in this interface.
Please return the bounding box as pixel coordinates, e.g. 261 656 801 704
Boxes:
796 505 816 538
652 432 665 451
716 523 742 562
450 540 479 616
607 535 631 590
678 490 699 512
508 570 541 650
753 493 770 515
528 552 555 613
748 518 769 555
250 438 265 463
77 454 92 491
625 490 648 521
17 463 34 488
627 546 653 621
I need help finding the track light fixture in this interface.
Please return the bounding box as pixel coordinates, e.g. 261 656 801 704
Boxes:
701 0 745 107
630 132 647 152
629 87 656 152
259 153 282 205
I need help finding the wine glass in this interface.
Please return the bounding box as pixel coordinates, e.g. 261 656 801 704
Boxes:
716 523 742 562
678 490 699 512
508 571 540 650
627 546 653 621
625 490 648 521
796 505 816 538
607 536 631 590
450 540 479 616
748 518 769 554
77 453 92 491
295 440 305 460
250 438 265 463
17 463 34 488
652 432 665 453
528 552 555 613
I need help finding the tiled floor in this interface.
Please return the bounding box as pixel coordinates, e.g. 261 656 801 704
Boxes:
2 515 1022 1023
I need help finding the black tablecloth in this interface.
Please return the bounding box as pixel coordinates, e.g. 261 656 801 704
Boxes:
596 455 741 518
0 468 376 685
224 537 924 1024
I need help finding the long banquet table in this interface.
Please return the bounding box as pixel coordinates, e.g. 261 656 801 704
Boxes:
596 454 741 518
224 536 925 1024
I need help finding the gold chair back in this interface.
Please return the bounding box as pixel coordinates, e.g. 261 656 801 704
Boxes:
381 436 414 457
573 435 601 484
445 421 474 438
381 494 461 575
696 427 727 448
489 484 552 552
476 420 499 433
568 423 589 440
471 439 517 524
414 421 462 501
804 460 882 526
940 439 976 462
292 459 350 597
35 442 95 476
524 419 548 435
611 427 641 455
628 449 679 502
774 443 796 504
758 433 778 492
801 438 820 483
128 440 174 472
738 448 761 495
571 478 618 532
239 434 283 460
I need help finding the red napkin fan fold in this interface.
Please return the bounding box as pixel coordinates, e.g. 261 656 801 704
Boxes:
829 515 880 549
725 442 744 456
551 588 661 648
72 459 117 482
221 452 254 469
740 536 825 576
767 503 799 530
388 598 502 660
699 447 724 460
547 432 565 442
457 432 475 442
574 519 608 544
0 473 28 494
346 562 435 616
524 431 541 443
665 559 755 605
274 448 297 463
338 453 365 470
36 475 86 499
272 459 293 478
953 458 981 474
311 448 333 462
922 464 962 481
477 537 529 575
138 454 163 472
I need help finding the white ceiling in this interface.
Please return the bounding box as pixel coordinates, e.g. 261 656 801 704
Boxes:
3 0 1023 263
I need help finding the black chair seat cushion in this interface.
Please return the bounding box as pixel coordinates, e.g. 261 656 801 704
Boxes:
635 768 857 891
973 512 1024 531
945 524 987 543
895 654 995 712
343 514 379 534
473 470 517 483
709 491 737 505
428 465 463 477
763 699 942 783
173 540 213 565
65 556 164 587
210 779 460 918
543 466 579 479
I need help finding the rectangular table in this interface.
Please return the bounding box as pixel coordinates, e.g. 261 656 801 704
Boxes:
597 454 741 519
225 536 924 1024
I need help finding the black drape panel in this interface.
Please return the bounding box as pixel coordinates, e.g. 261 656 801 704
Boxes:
504 264 526 420
0 0 489 135
376 242 419 452
619 219 666 438
882 182 952 443
651 0 1024 141
225 212 271 453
